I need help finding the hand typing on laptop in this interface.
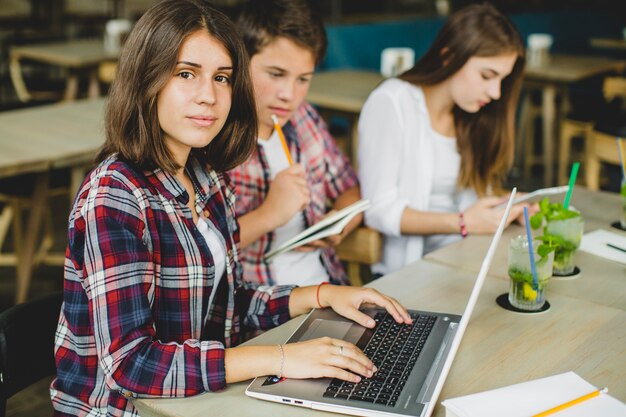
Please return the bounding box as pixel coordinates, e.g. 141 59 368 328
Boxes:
226 284 412 385
284 285 412 382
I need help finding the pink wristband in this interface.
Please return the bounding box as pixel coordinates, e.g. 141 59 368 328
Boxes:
459 212 468 238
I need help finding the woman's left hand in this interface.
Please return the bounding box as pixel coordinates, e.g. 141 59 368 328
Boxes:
515 202 539 226
318 285 413 327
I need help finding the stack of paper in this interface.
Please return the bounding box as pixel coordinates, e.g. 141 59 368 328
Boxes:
579 229 626 265
442 372 626 417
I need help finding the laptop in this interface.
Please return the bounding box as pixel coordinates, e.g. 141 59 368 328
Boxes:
246 189 517 417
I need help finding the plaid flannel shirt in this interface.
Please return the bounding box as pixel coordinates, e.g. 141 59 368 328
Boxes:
228 102 358 286
51 155 294 417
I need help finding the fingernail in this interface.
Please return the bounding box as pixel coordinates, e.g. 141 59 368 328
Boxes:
372 366 378 372
355 376 361 382
367 319 374 327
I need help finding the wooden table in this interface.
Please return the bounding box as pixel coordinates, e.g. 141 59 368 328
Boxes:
590 38 626 51
133 189 626 417
518 54 625 186
0 98 106 302
306 70 384 166
9 39 118 102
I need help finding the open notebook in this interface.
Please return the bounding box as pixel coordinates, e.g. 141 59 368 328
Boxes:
265 199 370 261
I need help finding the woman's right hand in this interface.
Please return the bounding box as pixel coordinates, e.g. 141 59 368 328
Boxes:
283 337 376 383
261 164 310 228
463 196 525 234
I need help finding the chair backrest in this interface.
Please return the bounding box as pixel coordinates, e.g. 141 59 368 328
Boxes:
335 227 382 286
603 76 626 103
585 76 626 190
0 291 62 415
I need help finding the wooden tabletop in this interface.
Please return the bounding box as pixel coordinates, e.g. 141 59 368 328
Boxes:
9 39 117 68
590 38 626 51
133 188 626 417
0 98 105 179
524 54 625 84
306 70 384 113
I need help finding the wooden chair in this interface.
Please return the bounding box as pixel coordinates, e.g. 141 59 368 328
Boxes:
515 87 543 179
558 113 594 185
585 77 626 191
335 227 382 286
0 291 63 417
0 177 67 303
98 60 117 85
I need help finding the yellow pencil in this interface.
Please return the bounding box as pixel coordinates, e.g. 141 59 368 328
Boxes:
532 387 607 417
271 114 293 165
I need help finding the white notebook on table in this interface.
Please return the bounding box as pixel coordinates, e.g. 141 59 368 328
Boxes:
442 371 626 417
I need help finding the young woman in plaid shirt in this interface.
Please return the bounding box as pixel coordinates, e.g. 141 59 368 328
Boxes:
228 0 362 287
51 1 411 416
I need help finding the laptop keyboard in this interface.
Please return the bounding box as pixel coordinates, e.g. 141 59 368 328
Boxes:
323 312 437 407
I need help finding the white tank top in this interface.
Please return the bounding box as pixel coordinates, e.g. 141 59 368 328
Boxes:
258 131 329 286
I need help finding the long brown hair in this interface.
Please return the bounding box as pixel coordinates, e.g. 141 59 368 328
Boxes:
400 3 525 195
98 0 257 173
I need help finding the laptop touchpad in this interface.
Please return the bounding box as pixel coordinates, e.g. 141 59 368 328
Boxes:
300 319 353 342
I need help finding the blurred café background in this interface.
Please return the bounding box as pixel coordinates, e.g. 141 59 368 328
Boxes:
0 1 624 415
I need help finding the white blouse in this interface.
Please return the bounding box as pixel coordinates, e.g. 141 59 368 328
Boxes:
358 78 476 274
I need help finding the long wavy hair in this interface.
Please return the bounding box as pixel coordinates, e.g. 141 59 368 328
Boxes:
98 0 257 173
400 3 525 195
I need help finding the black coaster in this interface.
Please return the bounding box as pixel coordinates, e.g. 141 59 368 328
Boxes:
552 266 581 279
496 293 551 314
611 221 626 232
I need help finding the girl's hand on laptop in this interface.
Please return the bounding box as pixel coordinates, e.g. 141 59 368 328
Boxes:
319 285 412 328
283 338 376 383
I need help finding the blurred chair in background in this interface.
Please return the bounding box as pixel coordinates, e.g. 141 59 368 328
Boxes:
0 291 62 417
335 227 382 286
585 76 626 190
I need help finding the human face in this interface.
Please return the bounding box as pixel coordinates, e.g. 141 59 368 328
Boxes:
448 53 517 113
157 30 233 167
249 36 315 139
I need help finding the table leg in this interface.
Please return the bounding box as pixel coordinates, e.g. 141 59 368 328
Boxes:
15 173 49 304
64 73 79 102
87 68 101 98
542 86 556 186
69 165 89 205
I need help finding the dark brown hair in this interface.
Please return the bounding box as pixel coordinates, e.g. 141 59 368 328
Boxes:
400 3 525 196
235 0 327 65
98 0 257 173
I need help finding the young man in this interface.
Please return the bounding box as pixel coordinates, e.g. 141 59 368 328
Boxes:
228 0 361 287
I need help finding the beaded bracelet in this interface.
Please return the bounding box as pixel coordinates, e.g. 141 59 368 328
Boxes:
277 344 285 378
316 282 329 309
458 212 468 238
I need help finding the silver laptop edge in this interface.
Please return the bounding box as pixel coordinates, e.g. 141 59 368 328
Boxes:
420 187 517 417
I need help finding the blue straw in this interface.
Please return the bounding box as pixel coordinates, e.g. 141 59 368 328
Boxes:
523 206 539 291
617 138 626 180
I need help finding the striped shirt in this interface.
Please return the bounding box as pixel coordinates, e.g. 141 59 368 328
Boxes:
227 102 358 286
51 155 294 416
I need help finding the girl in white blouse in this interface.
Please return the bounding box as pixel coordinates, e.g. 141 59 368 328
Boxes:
359 3 528 275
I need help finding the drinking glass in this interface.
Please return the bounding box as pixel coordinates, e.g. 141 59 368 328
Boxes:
546 214 584 275
508 235 554 311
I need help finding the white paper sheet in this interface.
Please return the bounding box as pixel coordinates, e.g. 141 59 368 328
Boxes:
579 229 626 265
441 372 626 417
